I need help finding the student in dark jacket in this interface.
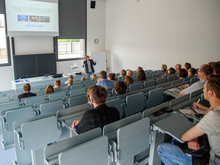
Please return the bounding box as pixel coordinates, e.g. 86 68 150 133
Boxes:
71 85 120 134
83 55 96 79
18 83 36 102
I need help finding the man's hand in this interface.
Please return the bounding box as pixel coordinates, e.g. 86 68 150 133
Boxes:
181 85 188 89
97 77 101 82
188 138 200 150
94 61 96 63
71 120 79 130
83 64 85 66
193 102 208 111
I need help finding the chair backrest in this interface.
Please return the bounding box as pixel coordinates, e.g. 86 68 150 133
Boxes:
69 88 86 96
190 77 199 85
167 75 176 82
169 94 190 108
142 101 170 118
129 83 142 92
59 136 108 165
157 82 171 88
117 118 150 164
103 113 142 139
54 88 64 92
1 89 15 97
156 77 166 85
184 77 191 82
147 88 164 108
68 95 88 108
85 82 96 87
48 92 66 101
125 92 145 117
118 90 140 100
71 84 84 90
190 89 203 99
44 128 102 165
24 96 45 106
140 85 157 95
106 99 123 118
20 116 60 151
0 97 10 103
0 101 19 111
171 79 183 85
201 93 210 107
40 100 63 115
143 80 155 88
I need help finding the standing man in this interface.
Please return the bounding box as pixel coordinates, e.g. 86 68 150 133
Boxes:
83 55 96 79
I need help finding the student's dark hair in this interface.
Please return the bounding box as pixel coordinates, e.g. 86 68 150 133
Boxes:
68 75 73 79
121 70 126 76
23 83 31 91
137 69 146 82
184 63 191 70
45 85 54 94
124 76 134 84
189 68 196 76
87 85 107 104
178 69 188 78
114 81 127 95
206 74 220 100
108 73 115 80
168 67 176 74
55 79 61 87
212 62 220 75
200 65 213 76
99 71 107 79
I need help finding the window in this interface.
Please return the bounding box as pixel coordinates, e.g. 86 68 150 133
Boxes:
0 14 10 66
57 39 85 60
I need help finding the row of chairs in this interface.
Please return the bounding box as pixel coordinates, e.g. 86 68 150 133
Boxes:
11 87 204 165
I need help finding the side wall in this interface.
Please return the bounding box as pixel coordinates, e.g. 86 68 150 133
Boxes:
105 0 220 73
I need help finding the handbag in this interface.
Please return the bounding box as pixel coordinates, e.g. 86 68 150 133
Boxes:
178 134 210 165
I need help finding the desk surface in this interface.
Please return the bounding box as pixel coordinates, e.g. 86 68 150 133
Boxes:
164 87 181 98
155 113 195 142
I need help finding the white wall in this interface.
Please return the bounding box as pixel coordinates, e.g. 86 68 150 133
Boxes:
87 0 106 55
105 0 220 73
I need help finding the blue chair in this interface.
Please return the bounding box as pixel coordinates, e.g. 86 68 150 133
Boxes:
156 77 166 85
147 88 164 109
128 83 142 92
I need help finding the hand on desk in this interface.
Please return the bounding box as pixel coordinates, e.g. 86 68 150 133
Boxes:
71 120 79 130
181 85 188 89
192 102 208 111
188 138 200 150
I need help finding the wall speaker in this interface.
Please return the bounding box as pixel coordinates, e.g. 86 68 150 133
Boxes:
90 1 96 9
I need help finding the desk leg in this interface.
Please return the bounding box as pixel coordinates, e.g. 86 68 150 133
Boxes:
149 130 164 165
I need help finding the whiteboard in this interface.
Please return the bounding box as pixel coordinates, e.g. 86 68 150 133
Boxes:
91 51 107 74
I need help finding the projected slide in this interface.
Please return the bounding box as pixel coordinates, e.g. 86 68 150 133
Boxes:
5 0 59 36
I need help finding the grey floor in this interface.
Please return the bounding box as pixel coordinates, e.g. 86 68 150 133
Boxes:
0 135 15 165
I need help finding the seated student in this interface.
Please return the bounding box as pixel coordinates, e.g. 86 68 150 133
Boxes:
188 67 197 77
136 66 143 72
71 85 120 134
158 74 220 165
211 62 220 75
64 75 73 84
53 79 61 88
81 76 86 81
107 73 116 83
175 63 181 73
165 67 176 76
18 83 37 101
91 74 97 80
161 64 167 72
137 69 147 82
127 69 133 77
124 75 134 85
179 64 213 96
178 68 188 79
45 85 54 94
118 69 126 78
67 79 73 86
96 71 114 89
114 81 127 95
184 62 191 70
